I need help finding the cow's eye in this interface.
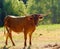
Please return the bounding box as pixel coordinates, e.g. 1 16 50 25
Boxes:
39 17 43 19
30 17 33 20
28 17 33 20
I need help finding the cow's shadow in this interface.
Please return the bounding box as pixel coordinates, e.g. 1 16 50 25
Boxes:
23 45 31 49
1 45 31 49
27 45 31 49
0 45 11 49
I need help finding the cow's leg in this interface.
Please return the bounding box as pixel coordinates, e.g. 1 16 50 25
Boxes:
8 30 15 46
29 32 32 46
5 27 9 45
24 33 27 47
5 33 9 45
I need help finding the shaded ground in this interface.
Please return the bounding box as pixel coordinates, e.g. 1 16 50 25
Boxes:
0 24 60 49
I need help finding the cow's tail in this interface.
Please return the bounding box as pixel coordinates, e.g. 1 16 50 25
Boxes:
4 27 6 40
4 26 5 35
4 26 6 40
4 16 7 36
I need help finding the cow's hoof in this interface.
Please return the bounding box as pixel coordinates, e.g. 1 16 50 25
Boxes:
13 44 15 46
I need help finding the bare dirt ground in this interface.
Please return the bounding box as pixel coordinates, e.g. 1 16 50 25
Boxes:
0 26 60 49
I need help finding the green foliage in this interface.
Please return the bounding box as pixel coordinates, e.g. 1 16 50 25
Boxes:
3 0 26 16
0 8 2 14
27 0 43 14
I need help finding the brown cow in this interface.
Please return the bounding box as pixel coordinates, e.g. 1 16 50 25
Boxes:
4 14 45 46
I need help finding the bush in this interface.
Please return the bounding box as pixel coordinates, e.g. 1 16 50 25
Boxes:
3 0 26 16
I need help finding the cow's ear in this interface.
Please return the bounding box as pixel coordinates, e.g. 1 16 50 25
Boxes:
27 17 33 20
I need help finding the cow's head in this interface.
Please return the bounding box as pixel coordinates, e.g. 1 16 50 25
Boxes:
31 14 44 25
35 14 44 20
27 14 48 26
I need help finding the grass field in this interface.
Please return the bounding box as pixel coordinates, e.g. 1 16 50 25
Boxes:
0 24 60 49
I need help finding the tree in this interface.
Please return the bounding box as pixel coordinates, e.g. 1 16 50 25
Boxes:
0 0 5 26
3 0 26 16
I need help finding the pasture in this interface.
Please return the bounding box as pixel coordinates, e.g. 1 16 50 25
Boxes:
0 24 60 49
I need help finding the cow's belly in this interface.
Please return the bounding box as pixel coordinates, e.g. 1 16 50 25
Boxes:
12 27 23 32
8 25 24 33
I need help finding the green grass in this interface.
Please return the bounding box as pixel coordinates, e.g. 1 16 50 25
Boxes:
37 24 60 31
0 27 4 31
